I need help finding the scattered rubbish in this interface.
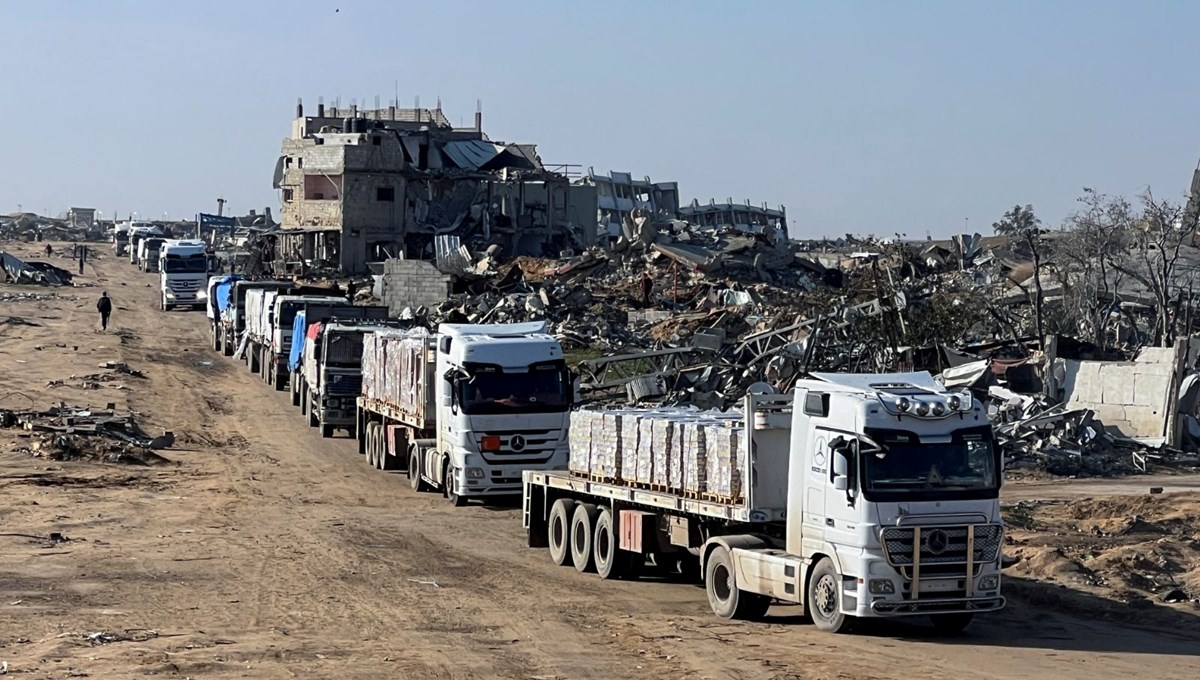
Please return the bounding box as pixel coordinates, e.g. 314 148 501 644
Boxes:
407 578 441 588
100 361 147 379
0 250 75 286
1150 487 1164 494
0 404 173 465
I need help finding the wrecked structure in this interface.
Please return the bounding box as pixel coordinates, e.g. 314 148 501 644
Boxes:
268 100 597 276
581 169 680 243
680 198 788 240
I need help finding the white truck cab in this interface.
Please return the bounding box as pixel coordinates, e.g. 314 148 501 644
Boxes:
128 224 163 265
435 322 572 500
158 239 210 310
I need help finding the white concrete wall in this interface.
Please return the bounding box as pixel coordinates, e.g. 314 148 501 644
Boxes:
1060 346 1180 440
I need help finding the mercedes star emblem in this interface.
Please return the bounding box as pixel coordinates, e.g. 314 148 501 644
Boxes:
510 435 526 451
924 529 950 555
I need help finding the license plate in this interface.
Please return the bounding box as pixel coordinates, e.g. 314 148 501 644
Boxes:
921 579 959 593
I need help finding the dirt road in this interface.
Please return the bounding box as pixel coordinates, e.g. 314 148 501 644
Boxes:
2 242 1199 679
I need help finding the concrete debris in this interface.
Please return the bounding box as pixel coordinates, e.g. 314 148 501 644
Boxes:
0 251 75 286
0 404 174 465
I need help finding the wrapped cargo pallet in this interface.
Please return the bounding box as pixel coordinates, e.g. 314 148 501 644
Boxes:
620 415 641 483
705 423 745 500
596 411 632 480
635 417 656 484
568 410 595 475
682 420 709 494
651 419 675 487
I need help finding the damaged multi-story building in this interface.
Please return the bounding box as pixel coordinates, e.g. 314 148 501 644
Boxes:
579 170 789 245
271 99 597 275
680 198 788 240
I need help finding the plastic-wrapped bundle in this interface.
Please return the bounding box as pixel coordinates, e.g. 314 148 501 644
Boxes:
651 419 676 487
568 410 595 474
596 411 629 480
620 415 641 482
635 418 656 484
682 421 709 494
705 424 745 499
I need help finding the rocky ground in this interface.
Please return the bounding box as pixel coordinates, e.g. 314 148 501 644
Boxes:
0 241 1198 679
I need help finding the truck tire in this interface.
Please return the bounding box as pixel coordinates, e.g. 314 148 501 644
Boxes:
443 461 468 507
570 503 600 573
300 386 309 416
930 613 973 635
547 498 575 567
321 423 334 438
705 546 771 620
273 370 285 392
807 557 853 633
290 380 300 407
593 507 632 580
365 422 380 467
408 447 431 492
308 400 319 427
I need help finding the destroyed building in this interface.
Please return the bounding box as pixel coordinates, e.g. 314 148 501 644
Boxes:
581 169 680 243
680 198 788 240
270 99 597 276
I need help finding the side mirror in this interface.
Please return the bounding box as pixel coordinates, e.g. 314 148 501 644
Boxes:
829 436 858 498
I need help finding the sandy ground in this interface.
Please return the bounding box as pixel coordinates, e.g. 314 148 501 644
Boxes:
1 241 1199 679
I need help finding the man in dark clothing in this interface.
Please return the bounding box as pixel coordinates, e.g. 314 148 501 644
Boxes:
640 272 654 308
77 245 86 275
97 292 112 331
44 244 52 257
346 280 358 301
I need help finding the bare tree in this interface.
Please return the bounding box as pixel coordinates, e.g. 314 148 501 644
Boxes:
1110 190 1199 346
1054 189 1132 347
993 205 1046 349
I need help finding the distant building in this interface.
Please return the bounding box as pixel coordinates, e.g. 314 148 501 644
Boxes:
579 170 680 240
67 207 96 229
679 198 788 240
272 100 596 275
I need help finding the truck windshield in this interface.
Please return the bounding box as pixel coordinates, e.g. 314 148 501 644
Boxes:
458 362 570 414
862 438 998 497
163 256 207 273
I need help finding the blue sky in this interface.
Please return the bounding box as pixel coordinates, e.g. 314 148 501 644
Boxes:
3 0 1199 238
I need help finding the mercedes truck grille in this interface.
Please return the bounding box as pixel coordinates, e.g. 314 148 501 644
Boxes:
880 525 1003 566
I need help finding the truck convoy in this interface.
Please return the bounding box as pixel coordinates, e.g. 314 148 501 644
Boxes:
291 315 398 437
356 322 572 506
124 239 1004 636
523 373 1003 633
159 239 211 311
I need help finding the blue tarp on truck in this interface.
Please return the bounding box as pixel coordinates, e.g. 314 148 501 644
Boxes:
213 275 241 314
288 310 310 373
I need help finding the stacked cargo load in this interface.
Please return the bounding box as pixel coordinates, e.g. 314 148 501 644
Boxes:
567 407 746 499
359 328 435 428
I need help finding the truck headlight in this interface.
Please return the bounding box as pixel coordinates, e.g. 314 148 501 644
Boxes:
869 579 895 595
979 575 1000 591
164 290 176 300
465 467 485 479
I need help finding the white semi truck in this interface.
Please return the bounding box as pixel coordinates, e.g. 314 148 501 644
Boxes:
137 236 166 273
129 224 164 265
523 373 1004 634
158 239 211 311
357 321 572 506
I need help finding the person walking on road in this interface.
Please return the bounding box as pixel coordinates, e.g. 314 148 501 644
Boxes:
96 292 113 332
44 243 52 257
77 245 86 275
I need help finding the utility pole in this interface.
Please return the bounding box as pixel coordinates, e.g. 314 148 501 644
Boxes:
217 198 226 217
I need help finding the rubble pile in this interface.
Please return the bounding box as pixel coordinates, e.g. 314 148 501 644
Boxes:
0 404 174 465
0 250 75 286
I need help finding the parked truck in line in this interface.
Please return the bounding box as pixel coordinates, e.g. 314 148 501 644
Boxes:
290 313 397 437
129 225 164 265
158 239 211 311
206 274 240 351
137 236 166 273
111 222 131 256
523 372 1004 634
252 293 351 391
214 280 291 357
356 321 572 505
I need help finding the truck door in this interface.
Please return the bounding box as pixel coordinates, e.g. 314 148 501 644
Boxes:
803 427 829 541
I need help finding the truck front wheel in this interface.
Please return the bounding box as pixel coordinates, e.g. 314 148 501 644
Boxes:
807 558 853 633
443 461 468 507
705 546 770 620
547 499 575 566
930 613 973 635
